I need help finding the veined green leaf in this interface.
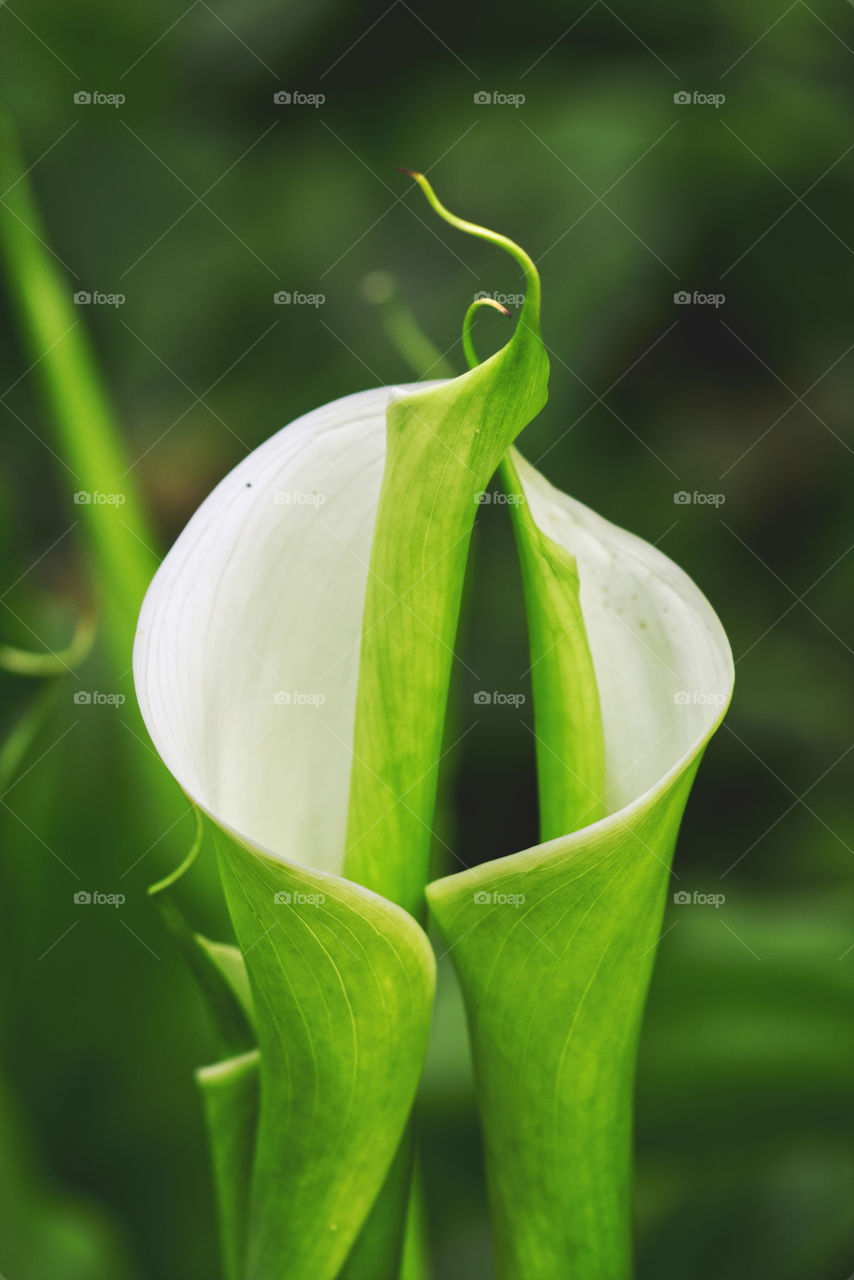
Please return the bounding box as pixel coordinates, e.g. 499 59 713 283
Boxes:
215 828 434 1280
426 450 733 1279
336 1127 417 1280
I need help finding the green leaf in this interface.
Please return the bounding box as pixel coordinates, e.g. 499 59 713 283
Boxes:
214 828 434 1280
335 1126 415 1280
426 450 733 1279
398 1160 430 1280
196 1050 260 1280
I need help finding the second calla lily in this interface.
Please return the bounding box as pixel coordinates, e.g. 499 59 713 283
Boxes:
134 174 733 1280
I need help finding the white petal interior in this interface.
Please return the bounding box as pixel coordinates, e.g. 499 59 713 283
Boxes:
134 386 411 874
134 393 733 876
512 449 733 814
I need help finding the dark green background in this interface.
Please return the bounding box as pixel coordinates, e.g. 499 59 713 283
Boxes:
1 1 852 1277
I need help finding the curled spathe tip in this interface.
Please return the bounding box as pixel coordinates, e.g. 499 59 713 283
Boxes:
396 167 542 337
463 296 511 369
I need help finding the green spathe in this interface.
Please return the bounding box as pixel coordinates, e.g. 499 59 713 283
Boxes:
343 174 548 919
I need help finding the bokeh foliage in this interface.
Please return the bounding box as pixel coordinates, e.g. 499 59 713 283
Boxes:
1 1 853 1277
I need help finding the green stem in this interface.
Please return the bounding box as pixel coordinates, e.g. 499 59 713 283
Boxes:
361 270 456 381
0 609 95 677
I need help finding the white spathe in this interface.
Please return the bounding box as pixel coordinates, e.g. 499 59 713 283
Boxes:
134 385 732 876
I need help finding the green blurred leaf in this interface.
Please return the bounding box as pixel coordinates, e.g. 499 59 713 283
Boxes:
0 116 158 673
0 1074 137 1280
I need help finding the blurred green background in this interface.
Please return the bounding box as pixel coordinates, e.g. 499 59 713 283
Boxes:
1 1 853 1277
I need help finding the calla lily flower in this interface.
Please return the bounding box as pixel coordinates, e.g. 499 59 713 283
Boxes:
134 175 732 1280
134 381 439 1280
